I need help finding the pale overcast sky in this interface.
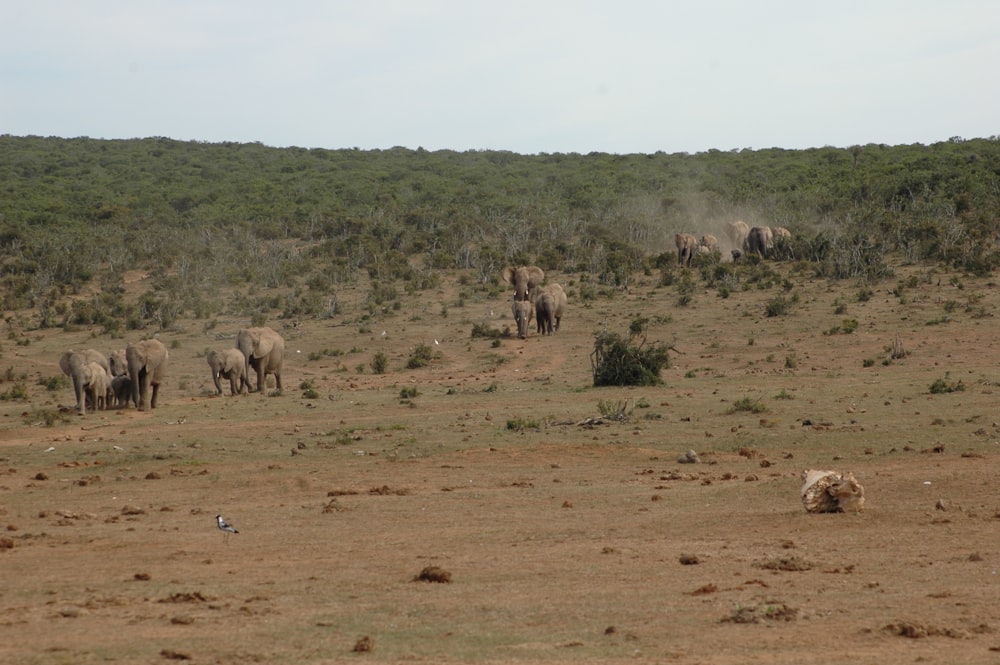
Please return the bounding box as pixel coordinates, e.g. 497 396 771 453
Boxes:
2 1 997 154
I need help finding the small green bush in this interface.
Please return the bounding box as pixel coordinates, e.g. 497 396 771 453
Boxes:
24 408 71 427
471 322 502 339
929 376 965 394
38 375 69 392
406 344 435 369
591 323 672 387
371 351 388 374
506 416 540 431
730 396 767 414
765 295 792 317
0 383 29 401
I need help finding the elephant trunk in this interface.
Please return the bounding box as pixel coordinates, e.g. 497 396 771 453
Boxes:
127 355 142 408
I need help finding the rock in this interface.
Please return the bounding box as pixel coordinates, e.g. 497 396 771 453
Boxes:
677 449 700 464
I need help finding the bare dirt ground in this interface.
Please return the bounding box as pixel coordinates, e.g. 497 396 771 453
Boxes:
1 263 999 664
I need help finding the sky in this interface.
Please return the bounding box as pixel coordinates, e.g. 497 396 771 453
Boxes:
1 1 998 155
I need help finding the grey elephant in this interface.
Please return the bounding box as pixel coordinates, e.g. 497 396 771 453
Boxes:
747 226 774 258
535 284 567 335
83 362 109 413
236 327 285 393
502 266 544 302
675 233 698 267
512 299 534 339
126 338 168 411
110 374 134 408
207 348 248 396
60 349 110 413
726 220 750 254
106 348 130 407
108 349 128 377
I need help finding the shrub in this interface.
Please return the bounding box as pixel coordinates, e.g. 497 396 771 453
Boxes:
0 383 29 401
406 344 436 369
730 396 766 414
591 321 672 387
675 271 696 307
471 322 502 339
371 351 388 374
506 416 540 431
38 375 69 392
929 376 965 394
765 295 792 317
24 408 71 427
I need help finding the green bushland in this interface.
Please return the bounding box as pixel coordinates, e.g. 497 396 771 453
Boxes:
2 136 999 327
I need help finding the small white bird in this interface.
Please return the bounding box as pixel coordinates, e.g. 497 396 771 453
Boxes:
216 514 239 543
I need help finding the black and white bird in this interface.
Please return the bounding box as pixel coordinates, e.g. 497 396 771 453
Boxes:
216 514 239 543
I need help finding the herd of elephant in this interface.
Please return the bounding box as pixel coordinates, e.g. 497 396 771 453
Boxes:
675 220 792 267
58 327 286 416
502 266 568 340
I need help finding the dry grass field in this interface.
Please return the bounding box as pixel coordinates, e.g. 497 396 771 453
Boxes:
1 261 999 664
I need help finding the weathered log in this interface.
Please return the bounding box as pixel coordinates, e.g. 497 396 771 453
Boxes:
800 469 865 513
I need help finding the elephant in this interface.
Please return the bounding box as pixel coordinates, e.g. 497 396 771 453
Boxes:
236 327 285 393
700 234 719 252
726 220 750 254
126 338 168 411
747 226 774 258
675 233 698 267
207 348 249 396
108 348 128 378
59 349 110 413
512 299 534 340
83 362 110 413
535 284 567 335
502 266 544 302
110 374 134 409
773 226 791 240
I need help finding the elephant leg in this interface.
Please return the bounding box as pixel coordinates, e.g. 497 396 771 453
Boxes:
273 371 282 392
137 372 149 411
150 382 159 409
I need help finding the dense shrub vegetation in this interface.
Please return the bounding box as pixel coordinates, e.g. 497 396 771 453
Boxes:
1 135 998 326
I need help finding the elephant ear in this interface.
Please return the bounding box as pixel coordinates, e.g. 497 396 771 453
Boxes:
501 267 515 285
526 266 544 289
59 351 74 376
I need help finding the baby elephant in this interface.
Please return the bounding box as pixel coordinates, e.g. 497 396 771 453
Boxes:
110 375 135 408
535 284 567 335
207 348 248 396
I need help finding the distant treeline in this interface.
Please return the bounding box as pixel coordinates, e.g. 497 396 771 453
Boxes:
1 135 999 326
